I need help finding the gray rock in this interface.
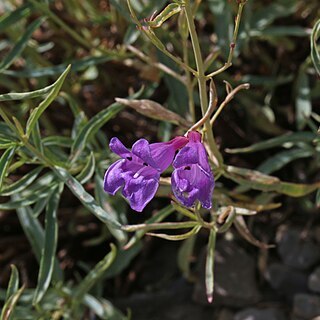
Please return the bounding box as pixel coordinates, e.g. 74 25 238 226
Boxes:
309 267 320 293
193 239 261 307
277 227 320 270
293 294 320 319
234 307 287 320
265 263 308 298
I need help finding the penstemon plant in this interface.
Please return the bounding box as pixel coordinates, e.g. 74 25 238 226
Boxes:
0 0 319 318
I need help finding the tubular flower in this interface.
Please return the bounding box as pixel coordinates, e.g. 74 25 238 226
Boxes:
171 131 214 209
104 136 188 212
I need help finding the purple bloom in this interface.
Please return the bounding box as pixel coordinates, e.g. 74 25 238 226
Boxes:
171 131 214 209
104 136 188 212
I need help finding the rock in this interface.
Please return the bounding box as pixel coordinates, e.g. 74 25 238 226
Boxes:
193 239 261 307
265 263 308 299
277 227 320 270
309 267 320 293
293 294 320 319
234 307 287 320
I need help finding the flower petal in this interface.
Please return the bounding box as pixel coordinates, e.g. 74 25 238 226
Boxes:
109 137 131 158
104 160 125 195
150 136 188 172
131 139 159 169
122 173 160 212
171 164 214 209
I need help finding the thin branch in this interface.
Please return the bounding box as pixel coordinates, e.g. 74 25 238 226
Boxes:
210 83 250 126
126 45 185 84
188 80 218 132
206 1 246 79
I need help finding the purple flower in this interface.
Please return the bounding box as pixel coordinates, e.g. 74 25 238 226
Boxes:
171 131 214 209
104 136 188 212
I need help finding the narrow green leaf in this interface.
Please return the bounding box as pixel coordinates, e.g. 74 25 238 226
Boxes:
257 148 313 174
226 132 317 153
71 103 124 162
225 165 320 197
0 187 51 210
26 65 71 137
32 197 49 218
5 265 19 302
0 285 25 320
0 69 70 102
296 70 312 130
73 244 117 304
103 242 142 279
123 205 174 249
316 189 320 207
15 203 62 282
3 55 116 78
122 221 198 232
71 88 143 162
311 19 320 75
0 17 44 73
31 122 43 154
53 167 123 234
33 184 63 304
0 4 32 33
83 294 127 320
178 235 197 278
0 146 16 191
147 225 201 241
205 229 216 304
76 152 95 184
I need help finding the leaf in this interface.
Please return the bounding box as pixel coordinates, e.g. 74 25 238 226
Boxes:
71 103 124 162
217 206 236 233
178 234 197 278
250 0 297 29
33 184 63 304
234 216 274 249
3 55 116 78
5 265 19 302
76 152 95 184
311 19 320 75
0 186 51 210
0 68 69 102
0 17 44 73
146 225 201 241
53 167 125 242
205 229 216 304
257 148 313 174
103 242 142 279
15 203 62 282
0 285 25 320
123 205 174 249
83 294 127 320
0 146 16 191
0 4 32 33
122 221 198 232
316 189 320 208
115 98 191 128
225 165 320 197
26 65 71 137
226 132 317 153
296 70 312 130
73 244 117 304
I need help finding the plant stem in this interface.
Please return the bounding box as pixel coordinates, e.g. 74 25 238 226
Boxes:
206 1 246 79
184 1 223 166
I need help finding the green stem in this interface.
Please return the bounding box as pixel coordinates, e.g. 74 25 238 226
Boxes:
184 1 223 166
206 1 246 79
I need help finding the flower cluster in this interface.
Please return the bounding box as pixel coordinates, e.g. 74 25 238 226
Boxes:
104 131 214 212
